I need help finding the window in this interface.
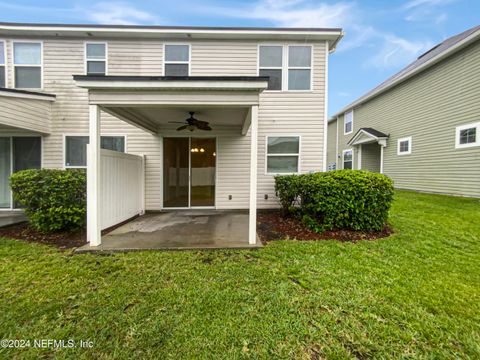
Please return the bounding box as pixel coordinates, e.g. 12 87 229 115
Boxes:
397 136 412 155
65 135 125 167
455 122 480 149
86 43 107 75
342 149 353 169
259 45 283 90
344 110 353 134
266 136 300 174
328 162 337 171
0 41 5 87
259 44 312 91
164 44 190 76
13 42 42 89
288 46 311 90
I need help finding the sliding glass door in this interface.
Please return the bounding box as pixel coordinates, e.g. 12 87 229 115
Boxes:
0 136 41 209
0 138 11 208
163 137 216 208
163 138 190 208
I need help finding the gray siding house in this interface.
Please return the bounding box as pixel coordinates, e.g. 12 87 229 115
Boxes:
0 22 343 246
328 25 480 197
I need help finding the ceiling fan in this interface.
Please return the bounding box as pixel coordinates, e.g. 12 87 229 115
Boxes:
169 112 212 132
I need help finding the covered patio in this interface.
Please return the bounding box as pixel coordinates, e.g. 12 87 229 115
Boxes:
76 210 260 252
74 75 268 249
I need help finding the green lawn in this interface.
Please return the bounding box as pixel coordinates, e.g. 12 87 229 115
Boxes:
0 190 479 359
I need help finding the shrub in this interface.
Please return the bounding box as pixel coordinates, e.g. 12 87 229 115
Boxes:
275 170 394 232
10 169 87 232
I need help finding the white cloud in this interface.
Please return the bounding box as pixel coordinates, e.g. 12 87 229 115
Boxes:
365 35 433 69
80 2 159 25
403 0 455 23
403 0 455 10
200 0 354 28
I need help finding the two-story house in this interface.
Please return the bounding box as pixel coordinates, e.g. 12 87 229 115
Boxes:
327 25 480 198
0 22 343 247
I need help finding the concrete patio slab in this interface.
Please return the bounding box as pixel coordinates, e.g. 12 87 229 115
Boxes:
0 211 27 228
76 210 261 252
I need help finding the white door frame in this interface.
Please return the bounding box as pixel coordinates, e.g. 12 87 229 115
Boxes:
162 136 217 210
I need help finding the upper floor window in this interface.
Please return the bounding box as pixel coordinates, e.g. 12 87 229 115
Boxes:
288 46 311 90
266 136 300 174
259 45 283 90
0 41 5 87
455 122 480 149
342 149 353 169
164 44 190 76
344 110 353 134
86 43 107 75
259 45 313 91
397 136 412 155
13 42 42 89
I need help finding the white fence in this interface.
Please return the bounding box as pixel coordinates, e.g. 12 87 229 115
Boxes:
99 149 145 230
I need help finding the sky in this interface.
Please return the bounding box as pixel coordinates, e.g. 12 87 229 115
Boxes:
0 0 478 115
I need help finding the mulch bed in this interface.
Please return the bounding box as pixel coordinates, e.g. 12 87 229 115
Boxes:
1 212 392 249
0 222 86 249
0 215 139 250
257 210 393 243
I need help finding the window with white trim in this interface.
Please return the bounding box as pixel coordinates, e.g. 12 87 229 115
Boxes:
397 136 412 155
65 135 125 168
259 45 312 91
13 42 42 89
86 43 107 75
259 45 283 90
164 44 190 76
455 122 480 149
288 46 311 90
0 41 5 87
342 149 353 169
266 136 300 174
344 110 353 134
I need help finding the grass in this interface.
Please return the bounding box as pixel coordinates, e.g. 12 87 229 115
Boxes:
0 190 479 359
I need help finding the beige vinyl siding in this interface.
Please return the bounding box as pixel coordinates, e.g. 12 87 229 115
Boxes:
257 41 326 208
191 41 257 76
0 96 51 133
327 120 337 168
335 39 480 197
1 37 328 209
108 40 163 75
39 39 161 209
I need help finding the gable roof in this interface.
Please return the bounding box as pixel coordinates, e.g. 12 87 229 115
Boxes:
332 25 480 118
347 127 389 146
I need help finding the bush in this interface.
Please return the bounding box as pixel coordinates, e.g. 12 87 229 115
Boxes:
10 169 87 232
275 170 394 232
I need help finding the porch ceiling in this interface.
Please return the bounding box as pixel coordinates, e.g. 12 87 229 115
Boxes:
102 105 250 134
75 75 267 134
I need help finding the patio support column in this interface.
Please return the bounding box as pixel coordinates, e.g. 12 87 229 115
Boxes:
380 144 385 174
248 105 258 245
358 144 362 170
87 104 101 246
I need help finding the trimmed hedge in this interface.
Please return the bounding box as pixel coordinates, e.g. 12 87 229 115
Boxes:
275 170 394 232
10 169 86 232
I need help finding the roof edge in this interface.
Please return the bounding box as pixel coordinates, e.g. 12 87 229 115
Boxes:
0 87 56 101
332 26 480 117
0 21 342 33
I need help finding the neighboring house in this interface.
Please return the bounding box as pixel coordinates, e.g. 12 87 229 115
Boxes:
0 22 343 246
327 25 480 198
